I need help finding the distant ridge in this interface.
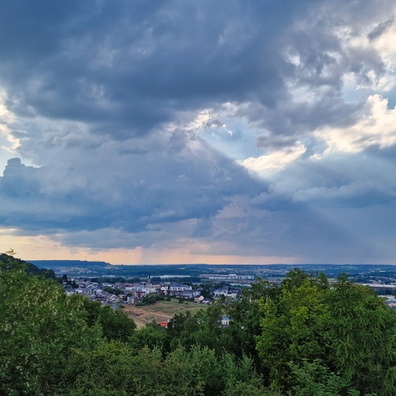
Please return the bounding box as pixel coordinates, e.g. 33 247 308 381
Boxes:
28 260 209 277
30 260 113 267
28 260 396 279
29 260 114 275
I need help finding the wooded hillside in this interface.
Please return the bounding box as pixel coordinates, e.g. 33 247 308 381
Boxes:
1 255 395 395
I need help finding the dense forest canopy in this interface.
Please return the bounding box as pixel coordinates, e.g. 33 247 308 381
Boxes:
1 255 396 395
0 253 56 279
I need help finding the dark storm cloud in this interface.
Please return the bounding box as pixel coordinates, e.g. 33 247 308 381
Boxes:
0 0 317 136
0 0 382 150
0 131 264 237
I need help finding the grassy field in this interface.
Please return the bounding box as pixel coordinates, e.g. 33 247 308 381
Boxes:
122 298 209 329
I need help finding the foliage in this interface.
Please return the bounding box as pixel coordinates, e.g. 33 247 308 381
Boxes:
137 292 165 306
257 278 330 387
0 254 136 394
289 359 359 396
2 257 396 395
0 253 56 279
128 321 169 351
0 267 102 395
78 297 136 342
256 269 396 394
325 274 396 395
227 279 281 363
201 283 213 299
167 305 232 354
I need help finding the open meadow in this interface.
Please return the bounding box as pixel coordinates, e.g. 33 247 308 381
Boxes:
122 298 208 328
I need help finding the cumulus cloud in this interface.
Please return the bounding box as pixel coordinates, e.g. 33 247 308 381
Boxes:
238 142 307 177
316 94 396 153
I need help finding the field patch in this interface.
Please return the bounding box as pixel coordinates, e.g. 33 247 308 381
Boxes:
122 299 208 329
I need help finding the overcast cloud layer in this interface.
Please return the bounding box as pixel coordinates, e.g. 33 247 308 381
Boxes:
1 0 396 264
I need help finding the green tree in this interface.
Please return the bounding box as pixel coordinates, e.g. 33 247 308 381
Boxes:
167 305 228 354
139 293 165 305
62 341 136 395
103 285 114 294
227 279 281 363
201 283 213 299
257 279 329 389
79 298 136 342
325 275 396 395
282 268 329 292
289 359 359 396
66 345 205 396
114 287 122 296
256 270 396 394
128 321 169 352
0 268 102 395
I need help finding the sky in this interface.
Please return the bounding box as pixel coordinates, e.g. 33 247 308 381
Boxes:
1 0 396 265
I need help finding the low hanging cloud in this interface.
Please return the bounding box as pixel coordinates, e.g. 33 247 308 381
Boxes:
0 129 263 237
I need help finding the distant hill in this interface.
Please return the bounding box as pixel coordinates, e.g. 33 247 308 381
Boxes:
29 260 209 278
29 260 114 276
28 260 396 281
30 260 113 269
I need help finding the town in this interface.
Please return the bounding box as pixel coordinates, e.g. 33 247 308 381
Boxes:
57 262 396 325
62 273 250 308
